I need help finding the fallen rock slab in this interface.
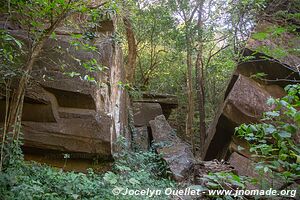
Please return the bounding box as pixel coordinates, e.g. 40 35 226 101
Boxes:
133 102 163 127
135 92 178 119
149 115 194 181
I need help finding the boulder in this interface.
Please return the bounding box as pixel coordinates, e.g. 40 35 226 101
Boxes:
194 160 235 185
223 75 274 124
134 92 178 119
204 75 285 160
203 14 300 185
149 115 194 181
133 102 163 127
246 20 300 68
22 115 111 156
228 152 257 178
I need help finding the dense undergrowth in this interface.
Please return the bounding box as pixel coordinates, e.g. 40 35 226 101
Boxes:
1 85 300 199
0 139 175 200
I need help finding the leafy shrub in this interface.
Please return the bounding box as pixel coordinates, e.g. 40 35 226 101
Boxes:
201 172 250 191
200 172 252 200
0 137 175 200
235 84 300 188
200 84 300 199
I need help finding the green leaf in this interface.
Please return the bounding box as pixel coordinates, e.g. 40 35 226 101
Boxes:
271 26 286 36
265 111 280 117
71 34 82 39
278 131 291 138
250 125 258 132
265 125 276 134
296 155 300 163
283 124 297 134
188 185 207 192
252 32 268 40
206 182 219 188
279 154 288 160
237 145 245 151
103 172 118 185
294 112 300 125
13 39 22 49
267 98 275 105
129 178 141 185
71 194 79 199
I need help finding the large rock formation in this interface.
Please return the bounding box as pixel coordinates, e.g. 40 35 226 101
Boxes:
204 2 300 180
0 14 128 162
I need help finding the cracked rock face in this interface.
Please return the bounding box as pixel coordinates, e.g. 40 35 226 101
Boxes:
204 15 299 182
0 16 128 160
150 115 194 181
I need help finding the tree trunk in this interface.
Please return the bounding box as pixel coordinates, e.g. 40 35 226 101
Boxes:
195 0 206 159
123 17 137 83
4 12 68 138
185 29 195 153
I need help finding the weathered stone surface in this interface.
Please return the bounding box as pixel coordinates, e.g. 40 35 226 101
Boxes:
246 20 300 68
223 75 274 124
149 115 194 181
134 92 178 119
204 11 300 184
204 75 286 160
204 31 294 160
132 126 149 151
237 51 299 88
133 102 163 127
0 16 128 161
194 160 235 185
229 153 264 190
22 115 111 155
229 152 288 190
229 153 256 178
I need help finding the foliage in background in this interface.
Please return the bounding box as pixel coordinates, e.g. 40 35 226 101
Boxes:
118 0 269 143
0 30 23 83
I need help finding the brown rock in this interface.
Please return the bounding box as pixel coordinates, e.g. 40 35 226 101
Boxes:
134 92 178 119
194 160 235 185
133 102 163 127
229 152 286 190
223 75 273 124
229 152 257 178
0 16 128 162
246 21 300 68
149 115 194 181
205 75 278 160
22 114 111 156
